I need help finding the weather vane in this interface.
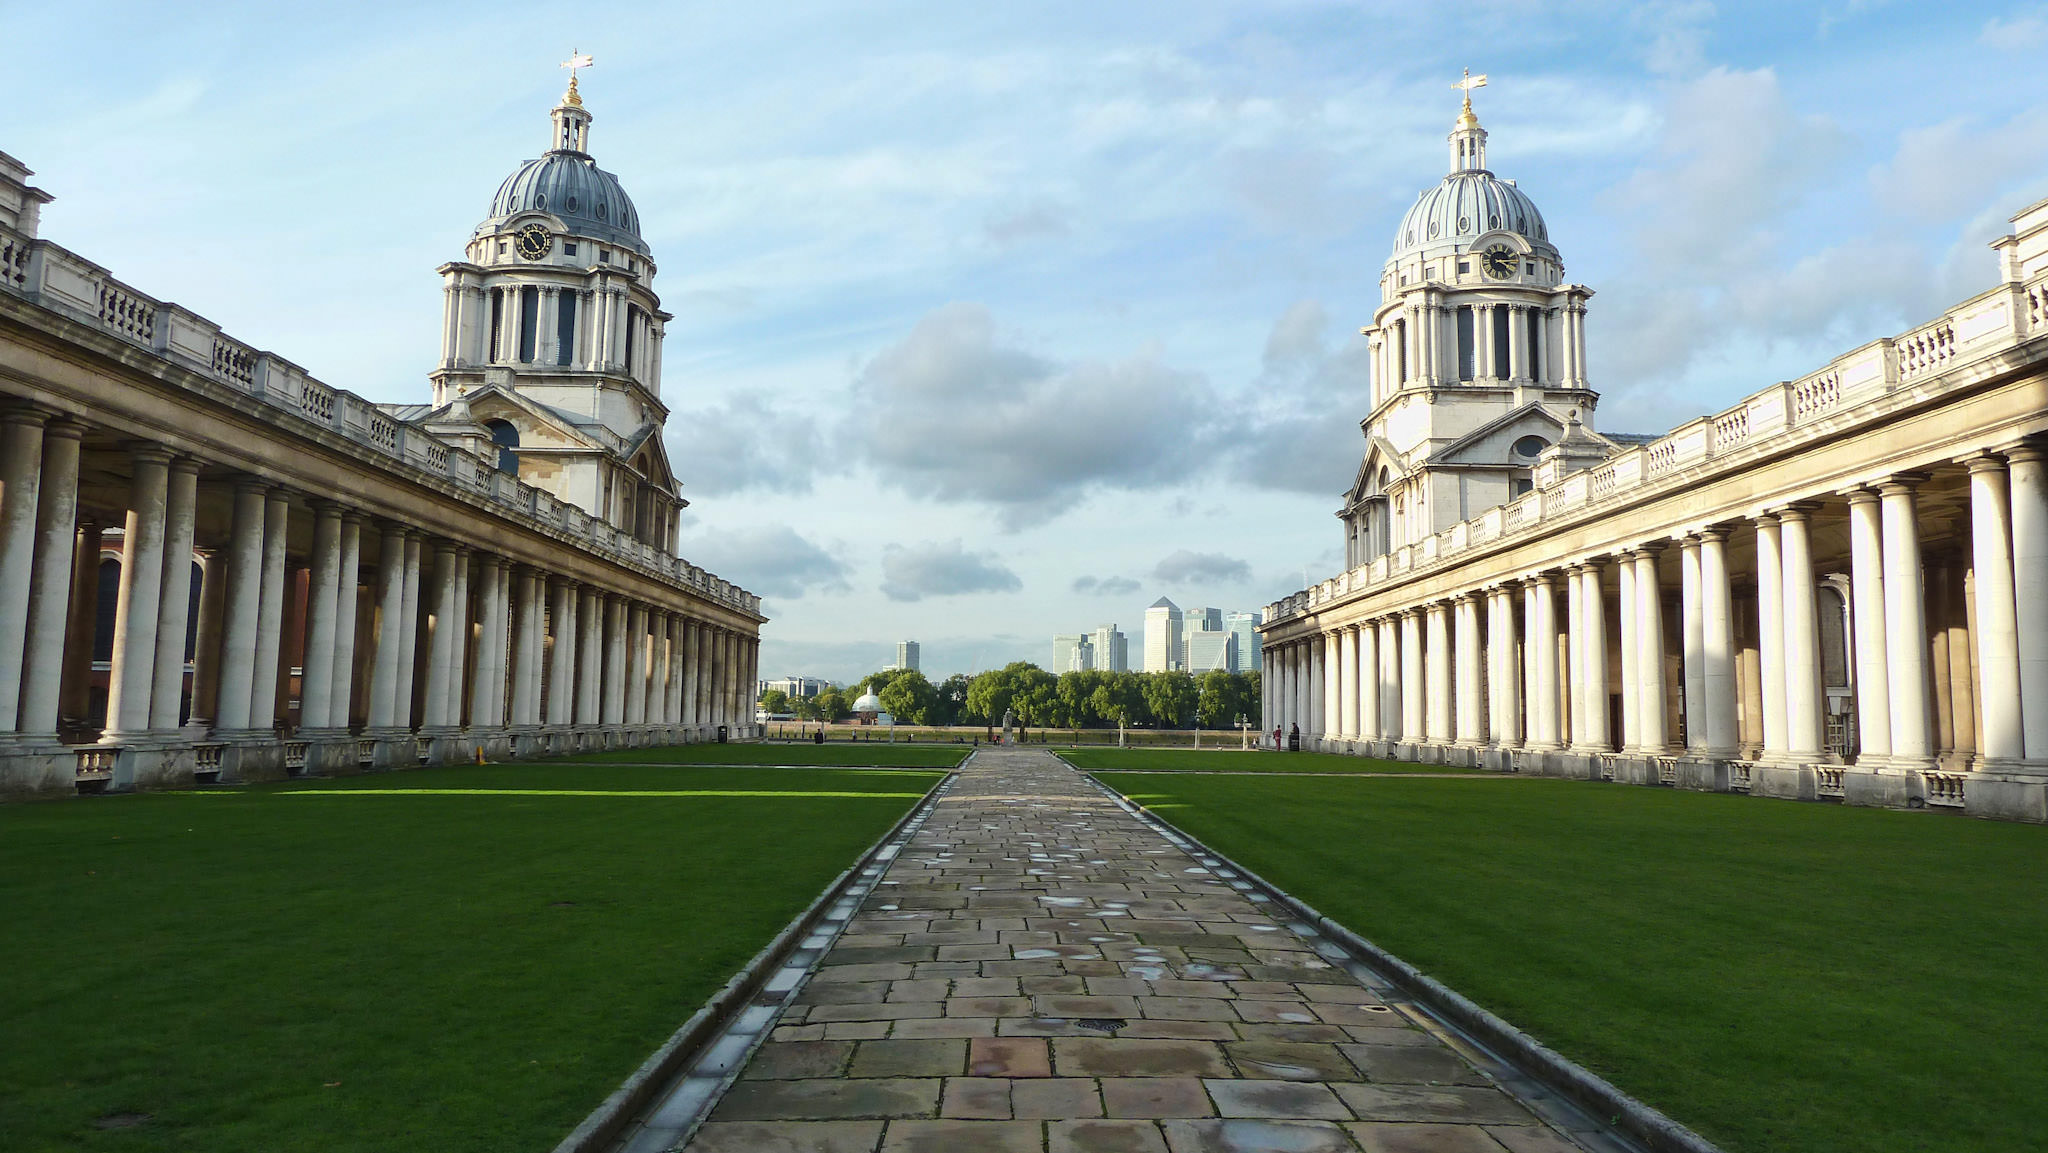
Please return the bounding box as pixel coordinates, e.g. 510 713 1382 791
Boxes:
562 50 595 80
1454 67 1488 109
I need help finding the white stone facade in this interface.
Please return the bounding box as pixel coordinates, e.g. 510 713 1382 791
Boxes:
1262 103 2048 823
0 128 764 798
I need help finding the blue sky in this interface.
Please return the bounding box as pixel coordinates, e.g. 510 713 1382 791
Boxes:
13 1 2048 684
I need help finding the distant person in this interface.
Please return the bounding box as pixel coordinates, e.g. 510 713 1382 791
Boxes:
1288 723 1301 752
812 728 824 745
1272 726 1282 750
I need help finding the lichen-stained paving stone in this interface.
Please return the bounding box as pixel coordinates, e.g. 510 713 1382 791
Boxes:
680 746 1591 1152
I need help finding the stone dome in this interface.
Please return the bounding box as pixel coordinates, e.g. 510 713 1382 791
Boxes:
853 688 884 713
487 153 648 256
1390 171 1550 264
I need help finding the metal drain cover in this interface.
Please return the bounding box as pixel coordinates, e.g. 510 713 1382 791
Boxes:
1076 1018 1127 1033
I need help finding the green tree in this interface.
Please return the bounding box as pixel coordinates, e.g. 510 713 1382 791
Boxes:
1091 671 1149 729
932 674 972 726
879 669 938 725
965 663 1022 725
813 688 850 722
758 689 791 716
1011 665 1059 728
1142 671 1199 729
1058 670 1108 727
1196 670 1256 729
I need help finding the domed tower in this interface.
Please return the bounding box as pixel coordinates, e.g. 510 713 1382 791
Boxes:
1341 77 1605 567
425 70 682 553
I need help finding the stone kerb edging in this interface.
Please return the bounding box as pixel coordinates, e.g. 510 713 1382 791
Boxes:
1079 768 1724 1153
549 768 958 1153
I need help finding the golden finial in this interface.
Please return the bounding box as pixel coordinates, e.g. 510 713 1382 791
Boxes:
561 50 594 107
1453 68 1488 128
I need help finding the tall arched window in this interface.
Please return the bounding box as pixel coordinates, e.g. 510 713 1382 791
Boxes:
485 420 519 474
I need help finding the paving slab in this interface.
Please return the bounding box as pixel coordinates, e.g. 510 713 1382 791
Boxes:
675 746 1603 1152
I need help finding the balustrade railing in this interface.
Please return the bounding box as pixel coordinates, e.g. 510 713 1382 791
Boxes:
1924 771 1967 808
1262 262 2048 626
1816 766 1846 798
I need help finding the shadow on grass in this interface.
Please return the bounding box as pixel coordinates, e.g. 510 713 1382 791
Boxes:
1062 747 1481 774
0 764 943 1152
1093 771 2048 1153
554 742 969 769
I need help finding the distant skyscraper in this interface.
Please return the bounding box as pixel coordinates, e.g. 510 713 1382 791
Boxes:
1052 634 1094 673
1181 606 1223 668
764 675 830 699
1144 597 1183 672
1226 612 1261 674
1187 630 1237 674
1094 624 1129 672
895 640 920 672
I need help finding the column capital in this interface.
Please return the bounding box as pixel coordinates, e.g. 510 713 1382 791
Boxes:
0 403 55 427
1962 451 2011 475
43 415 87 441
120 439 174 464
1633 540 1665 558
166 455 203 478
1999 438 2047 465
1842 485 1883 507
1877 471 1930 496
1772 500 1823 522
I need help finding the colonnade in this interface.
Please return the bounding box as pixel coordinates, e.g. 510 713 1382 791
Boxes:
0 408 762 796
1262 448 2048 810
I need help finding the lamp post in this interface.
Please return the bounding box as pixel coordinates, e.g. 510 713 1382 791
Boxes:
1237 712 1249 750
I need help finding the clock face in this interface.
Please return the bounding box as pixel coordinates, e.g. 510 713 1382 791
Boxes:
1481 245 1517 279
514 223 553 261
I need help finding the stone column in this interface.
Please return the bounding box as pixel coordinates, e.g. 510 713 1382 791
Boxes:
1563 566 1586 749
1754 515 1787 758
1455 594 1483 746
248 489 291 731
1845 492 1892 763
60 519 102 729
328 514 361 730
449 555 473 727
1966 456 2024 763
184 548 225 731
1527 574 1561 749
1699 528 1740 757
298 502 345 732
145 458 200 733
1489 589 1521 748
1580 562 1610 752
2009 445 2048 760
19 418 82 739
1679 539 1706 753
420 543 457 728
213 483 266 732
602 595 626 726
509 567 540 727
1400 611 1424 741
625 603 649 726
681 619 701 727
1335 628 1356 740
1617 551 1639 750
1779 506 1824 761
662 613 682 725
104 446 172 738
577 588 602 725
395 533 423 729
1634 546 1668 753
1375 619 1399 741
0 409 47 733
547 579 578 727
368 524 407 729
1356 621 1380 740
1425 604 1451 744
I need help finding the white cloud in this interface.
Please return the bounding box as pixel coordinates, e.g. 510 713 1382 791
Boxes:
1073 575 1143 596
1153 550 1252 585
845 303 1221 529
880 539 1023 602
675 525 849 601
1982 8 2048 49
668 395 822 496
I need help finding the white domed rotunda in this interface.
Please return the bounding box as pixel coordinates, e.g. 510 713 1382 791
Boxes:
1342 77 1639 568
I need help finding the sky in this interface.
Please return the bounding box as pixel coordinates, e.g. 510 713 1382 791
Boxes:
12 0 2048 684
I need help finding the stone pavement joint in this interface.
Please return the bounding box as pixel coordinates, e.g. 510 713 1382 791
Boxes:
676 747 1629 1153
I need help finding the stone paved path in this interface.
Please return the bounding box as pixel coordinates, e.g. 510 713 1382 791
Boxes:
681 747 1602 1153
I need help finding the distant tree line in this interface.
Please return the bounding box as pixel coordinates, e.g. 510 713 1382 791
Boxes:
761 663 1262 730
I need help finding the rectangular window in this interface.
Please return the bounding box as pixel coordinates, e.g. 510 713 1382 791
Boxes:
1456 306 1475 381
488 289 503 361
1527 309 1543 383
1396 320 1409 384
556 290 576 366
624 304 638 372
1492 304 1510 377
1457 261 1470 274
564 242 578 256
599 251 611 264
518 286 539 363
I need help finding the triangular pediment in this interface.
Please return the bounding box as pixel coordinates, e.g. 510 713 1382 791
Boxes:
1428 402 1574 466
449 384 611 453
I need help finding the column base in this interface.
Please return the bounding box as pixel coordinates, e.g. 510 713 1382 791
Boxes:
359 728 418 770
1962 765 2048 821
296 728 366 777
96 733 198 791
0 739 86 798
208 730 287 783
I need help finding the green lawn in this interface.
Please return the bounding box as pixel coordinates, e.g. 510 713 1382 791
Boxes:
1061 747 1479 773
560 742 970 768
0 762 944 1152
1091 772 2048 1153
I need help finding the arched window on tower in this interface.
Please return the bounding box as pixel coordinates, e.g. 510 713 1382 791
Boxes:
485 420 519 474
